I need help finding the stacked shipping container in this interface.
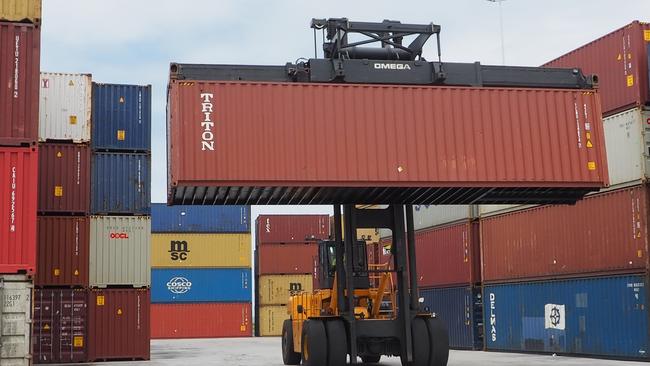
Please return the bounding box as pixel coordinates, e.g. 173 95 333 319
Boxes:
33 74 152 363
254 215 329 336
0 4 40 366
475 20 650 360
150 204 252 339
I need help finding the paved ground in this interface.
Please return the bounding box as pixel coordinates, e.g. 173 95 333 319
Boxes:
85 338 647 365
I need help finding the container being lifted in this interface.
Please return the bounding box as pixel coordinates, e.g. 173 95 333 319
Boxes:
166 18 608 366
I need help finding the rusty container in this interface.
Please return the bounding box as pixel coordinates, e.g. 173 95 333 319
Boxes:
38 143 90 214
36 216 89 287
256 215 330 244
256 243 317 275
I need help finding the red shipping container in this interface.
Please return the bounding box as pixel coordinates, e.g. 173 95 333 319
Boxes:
36 216 89 287
38 143 90 213
0 147 37 274
33 289 88 364
0 22 40 146
151 303 251 339
168 81 608 205
545 21 650 116
257 243 317 275
379 221 480 288
87 288 150 361
256 215 330 244
481 185 649 283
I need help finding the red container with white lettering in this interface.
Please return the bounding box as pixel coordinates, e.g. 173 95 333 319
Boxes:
0 146 37 274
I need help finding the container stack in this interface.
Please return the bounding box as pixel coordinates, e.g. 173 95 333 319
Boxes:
150 204 252 339
254 215 330 336
379 205 483 350
0 2 41 366
32 80 152 363
476 20 650 360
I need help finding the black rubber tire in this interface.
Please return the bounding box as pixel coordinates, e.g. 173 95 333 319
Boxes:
425 316 450 366
360 354 381 364
301 320 327 366
282 319 301 365
401 317 430 366
325 320 348 366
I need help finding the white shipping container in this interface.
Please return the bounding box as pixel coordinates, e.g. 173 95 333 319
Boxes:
379 205 477 237
0 275 32 366
90 216 151 288
39 72 92 143
601 107 650 186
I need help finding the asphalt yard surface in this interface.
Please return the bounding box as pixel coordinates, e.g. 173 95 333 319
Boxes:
78 337 649 365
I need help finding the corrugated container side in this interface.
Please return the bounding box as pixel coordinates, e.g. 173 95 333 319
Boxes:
39 73 91 143
256 215 330 244
381 221 480 287
478 204 533 218
151 233 251 268
0 275 31 366
0 0 41 24
256 243 317 275
33 289 87 364
412 205 477 229
89 216 151 288
91 152 151 215
151 203 250 233
420 286 483 350
545 21 650 116
87 288 150 362
151 303 251 339
257 274 313 305
36 216 89 287
481 185 648 282
0 147 37 274
91 83 152 152
168 81 608 205
484 275 648 359
38 143 90 213
0 22 39 146
600 107 650 186
258 305 287 336
151 268 251 303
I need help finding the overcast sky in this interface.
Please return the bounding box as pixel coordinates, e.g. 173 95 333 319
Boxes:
40 0 650 219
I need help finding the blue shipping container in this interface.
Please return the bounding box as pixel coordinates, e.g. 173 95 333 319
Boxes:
92 83 151 151
151 268 251 303
420 286 483 350
484 275 648 359
151 204 251 233
91 152 151 215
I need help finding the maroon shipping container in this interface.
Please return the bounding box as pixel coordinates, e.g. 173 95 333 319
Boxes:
0 146 37 274
38 143 90 213
151 303 251 339
87 288 150 362
481 185 649 283
256 215 330 244
168 81 608 205
33 289 88 364
0 22 40 146
36 216 89 287
257 243 317 275
545 21 650 116
379 221 480 288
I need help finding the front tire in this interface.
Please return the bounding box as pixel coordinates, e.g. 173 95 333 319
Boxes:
282 319 301 365
361 354 381 364
426 316 449 366
325 320 348 366
301 320 327 366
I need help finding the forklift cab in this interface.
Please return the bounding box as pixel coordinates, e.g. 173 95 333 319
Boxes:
317 240 370 290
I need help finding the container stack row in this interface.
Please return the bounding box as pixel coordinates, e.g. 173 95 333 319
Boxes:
254 215 330 336
32 72 152 363
379 21 650 360
478 20 650 360
150 204 252 339
0 3 40 366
